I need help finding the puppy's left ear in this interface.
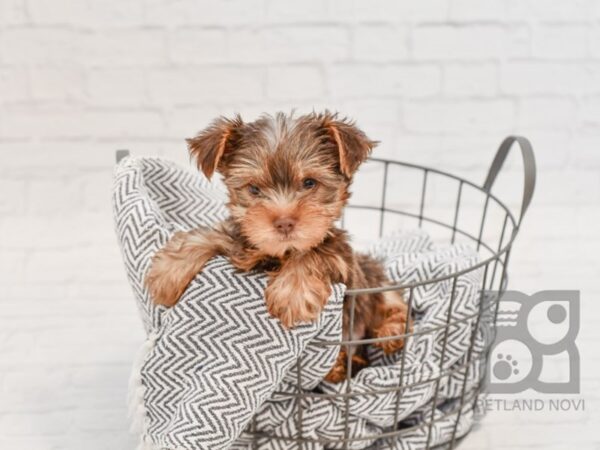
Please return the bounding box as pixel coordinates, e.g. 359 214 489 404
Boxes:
322 112 378 178
187 115 244 179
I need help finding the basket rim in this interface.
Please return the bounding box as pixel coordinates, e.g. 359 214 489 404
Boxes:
344 156 518 296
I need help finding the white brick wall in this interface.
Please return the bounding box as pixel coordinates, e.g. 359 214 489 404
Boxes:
1 1 598 449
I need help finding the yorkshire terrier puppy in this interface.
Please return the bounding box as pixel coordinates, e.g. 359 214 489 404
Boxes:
145 111 412 382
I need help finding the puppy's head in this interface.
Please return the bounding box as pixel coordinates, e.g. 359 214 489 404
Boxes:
187 111 376 257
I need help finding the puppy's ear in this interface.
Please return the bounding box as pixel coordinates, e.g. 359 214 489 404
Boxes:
186 115 243 179
321 112 377 178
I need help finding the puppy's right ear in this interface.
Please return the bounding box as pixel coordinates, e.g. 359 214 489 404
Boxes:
187 115 243 179
317 111 378 179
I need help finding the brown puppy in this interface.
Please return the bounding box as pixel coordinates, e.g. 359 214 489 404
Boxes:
145 111 412 382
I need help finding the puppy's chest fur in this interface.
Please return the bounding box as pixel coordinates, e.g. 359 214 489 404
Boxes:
221 217 355 283
220 217 388 341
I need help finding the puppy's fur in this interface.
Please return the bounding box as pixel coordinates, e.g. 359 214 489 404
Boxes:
145 111 412 382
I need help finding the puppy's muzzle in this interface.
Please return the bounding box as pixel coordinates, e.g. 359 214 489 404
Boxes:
273 217 296 236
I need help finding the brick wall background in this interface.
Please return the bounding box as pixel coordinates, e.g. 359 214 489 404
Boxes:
0 1 598 449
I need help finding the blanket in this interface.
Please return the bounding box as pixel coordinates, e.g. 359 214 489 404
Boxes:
113 157 486 450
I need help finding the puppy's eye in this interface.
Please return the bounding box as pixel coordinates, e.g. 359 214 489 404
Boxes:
248 185 261 196
302 178 317 189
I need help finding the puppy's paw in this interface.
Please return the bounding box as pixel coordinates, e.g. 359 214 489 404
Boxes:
145 250 188 307
324 350 368 383
373 310 413 355
264 272 330 328
350 352 369 373
324 350 348 383
145 231 213 307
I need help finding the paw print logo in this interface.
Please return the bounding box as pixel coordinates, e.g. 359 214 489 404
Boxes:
488 339 531 386
485 290 580 394
493 354 519 380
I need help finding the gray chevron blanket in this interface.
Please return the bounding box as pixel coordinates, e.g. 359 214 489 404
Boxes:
113 157 486 450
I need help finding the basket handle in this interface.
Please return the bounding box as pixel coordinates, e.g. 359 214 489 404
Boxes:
116 149 130 163
483 136 536 227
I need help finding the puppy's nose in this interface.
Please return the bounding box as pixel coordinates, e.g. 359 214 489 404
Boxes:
274 217 296 235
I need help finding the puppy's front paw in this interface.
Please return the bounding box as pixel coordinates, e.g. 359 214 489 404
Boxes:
264 272 330 328
145 250 189 307
145 231 214 307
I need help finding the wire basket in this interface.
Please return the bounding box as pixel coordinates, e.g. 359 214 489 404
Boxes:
115 136 536 449
245 136 537 449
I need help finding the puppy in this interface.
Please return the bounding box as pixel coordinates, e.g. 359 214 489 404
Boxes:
145 111 412 382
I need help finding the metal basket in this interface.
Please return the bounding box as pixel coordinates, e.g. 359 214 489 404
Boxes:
246 136 537 449
115 136 536 449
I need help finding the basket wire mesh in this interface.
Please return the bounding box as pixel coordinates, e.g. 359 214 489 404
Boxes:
245 136 537 449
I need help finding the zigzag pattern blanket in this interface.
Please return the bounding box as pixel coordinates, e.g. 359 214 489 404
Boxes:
113 157 486 450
